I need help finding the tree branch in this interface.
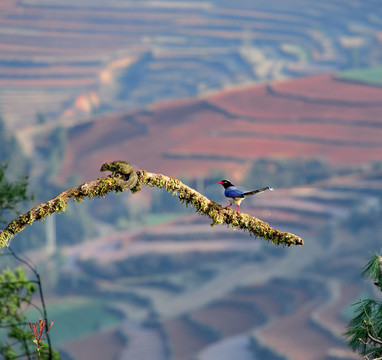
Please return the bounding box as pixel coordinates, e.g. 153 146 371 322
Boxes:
367 332 382 346
0 164 304 249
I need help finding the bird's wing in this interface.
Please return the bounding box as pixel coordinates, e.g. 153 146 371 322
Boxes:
225 187 245 198
243 186 273 196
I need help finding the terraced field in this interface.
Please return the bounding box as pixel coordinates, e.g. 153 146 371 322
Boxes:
59 74 382 182
1 0 382 131
10 68 382 360
54 168 381 360
3 2 382 359
46 71 382 360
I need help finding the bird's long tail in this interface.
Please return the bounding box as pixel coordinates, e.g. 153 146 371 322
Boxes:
243 186 273 196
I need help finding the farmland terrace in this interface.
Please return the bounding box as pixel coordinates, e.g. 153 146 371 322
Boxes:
58 74 382 182
46 69 382 358
55 168 381 360
1 0 382 130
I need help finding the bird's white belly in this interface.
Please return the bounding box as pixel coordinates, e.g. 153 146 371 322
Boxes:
229 197 244 205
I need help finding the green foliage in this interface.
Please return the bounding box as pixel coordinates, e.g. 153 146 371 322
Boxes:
0 267 61 360
38 343 61 360
363 254 382 283
0 267 36 319
345 253 382 359
1 346 18 360
0 116 30 247
0 117 29 180
0 160 60 358
0 267 35 359
0 164 29 225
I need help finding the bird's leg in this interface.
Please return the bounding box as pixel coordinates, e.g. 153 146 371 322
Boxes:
224 204 232 209
237 205 240 214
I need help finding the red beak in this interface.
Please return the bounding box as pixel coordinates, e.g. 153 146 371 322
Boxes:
217 181 223 184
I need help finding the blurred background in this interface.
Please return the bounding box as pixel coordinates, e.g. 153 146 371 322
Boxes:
1 0 382 359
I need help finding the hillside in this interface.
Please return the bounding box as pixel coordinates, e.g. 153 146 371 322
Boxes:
59 74 382 182
1 0 382 131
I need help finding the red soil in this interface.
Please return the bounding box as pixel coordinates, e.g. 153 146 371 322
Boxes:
258 301 354 360
191 302 261 337
63 328 124 360
271 74 382 103
61 74 382 182
163 318 213 360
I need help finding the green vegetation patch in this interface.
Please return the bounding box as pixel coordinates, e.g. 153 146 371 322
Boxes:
338 66 382 86
27 297 124 345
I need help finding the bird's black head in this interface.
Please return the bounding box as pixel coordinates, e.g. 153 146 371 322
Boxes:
217 179 234 189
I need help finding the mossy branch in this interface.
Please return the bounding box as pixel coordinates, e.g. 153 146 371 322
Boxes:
0 163 303 249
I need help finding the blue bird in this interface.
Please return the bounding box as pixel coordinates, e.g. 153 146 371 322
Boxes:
218 179 273 213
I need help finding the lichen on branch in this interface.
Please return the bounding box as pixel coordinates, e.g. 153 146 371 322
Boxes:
0 162 303 249
136 170 303 246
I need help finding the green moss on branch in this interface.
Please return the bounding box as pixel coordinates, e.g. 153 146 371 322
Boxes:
0 163 303 249
135 170 303 247
0 176 128 248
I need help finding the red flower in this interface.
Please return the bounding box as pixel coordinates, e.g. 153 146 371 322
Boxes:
28 318 54 360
